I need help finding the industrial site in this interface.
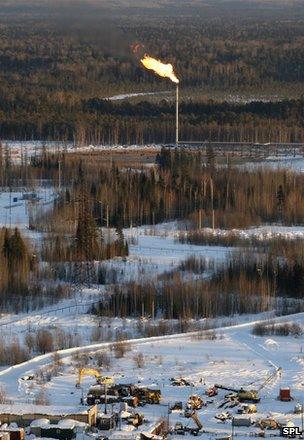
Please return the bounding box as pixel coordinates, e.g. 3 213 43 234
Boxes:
1 1 304 440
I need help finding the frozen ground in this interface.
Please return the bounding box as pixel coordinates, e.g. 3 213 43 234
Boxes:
106 91 170 101
1 215 304 349
181 224 304 242
104 224 232 283
0 188 56 229
0 313 303 439
242 155 304 173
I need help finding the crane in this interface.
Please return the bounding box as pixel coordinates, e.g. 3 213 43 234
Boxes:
215 367 282 403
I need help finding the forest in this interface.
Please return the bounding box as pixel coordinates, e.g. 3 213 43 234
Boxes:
2 146 304 318
1 1 304 142
1 0 304 322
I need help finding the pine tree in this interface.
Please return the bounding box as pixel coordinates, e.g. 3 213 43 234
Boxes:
2 228 30 292
75 200 99 261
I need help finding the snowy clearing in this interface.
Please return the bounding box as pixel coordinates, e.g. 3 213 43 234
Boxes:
0 313 303 439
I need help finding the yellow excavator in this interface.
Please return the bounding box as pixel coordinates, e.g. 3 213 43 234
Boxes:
76 368 114 388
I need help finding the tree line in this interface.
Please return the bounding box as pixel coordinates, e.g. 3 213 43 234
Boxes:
1 7 304 142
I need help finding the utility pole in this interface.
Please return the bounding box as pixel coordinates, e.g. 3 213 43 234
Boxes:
198 209 202 230
210 177 215 231
58 159 62 192
176 84 179 145
301 400 303 438
104 383 108 414
106 205 109 228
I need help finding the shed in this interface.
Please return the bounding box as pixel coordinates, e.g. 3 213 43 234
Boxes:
97 413 117 431
41 420 76 440
0 427 25 440
30 418 50 437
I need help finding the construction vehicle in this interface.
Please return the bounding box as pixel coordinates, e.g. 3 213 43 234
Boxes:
294 403 303 414
215 367 281 403
237 404 257 414
206 386 218 397
174 422 185 435
127 412 144 428
187 394 204 410
171 377 194 387
76 368 114 387
133 387 161 405
215 412 232 422
174 412 202 436
256 418 280 430
170 401 183 411
190 411 203 431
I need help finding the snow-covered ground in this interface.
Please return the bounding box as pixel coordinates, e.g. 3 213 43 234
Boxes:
106 91 170 101
105 225 231 283
0 188 56 229
242 155 304 173
180 224 304 242
0 313 303 439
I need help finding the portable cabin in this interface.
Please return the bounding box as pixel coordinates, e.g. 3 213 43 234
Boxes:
232 417 251 427
30 418 50 437
41 420 76 440
279 388 292 401
97 413 117 431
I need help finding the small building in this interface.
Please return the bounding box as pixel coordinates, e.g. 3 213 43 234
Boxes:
0 404 97 427
30 419 76 440
232 417 251 427
97 413 117 431
30 418 50 437
279 388 292 401
0 433 10 440
0 426 25 440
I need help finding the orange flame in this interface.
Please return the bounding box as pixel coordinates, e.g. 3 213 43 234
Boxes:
141 55 179 84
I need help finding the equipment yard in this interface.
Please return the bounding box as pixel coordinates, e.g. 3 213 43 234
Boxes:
0 314 303 440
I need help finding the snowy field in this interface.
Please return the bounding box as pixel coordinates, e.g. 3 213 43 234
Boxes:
1 213 304 349
0 313 303 439
103 224 232 283
242 155 304 173
0 188 56 229
181 224 304 242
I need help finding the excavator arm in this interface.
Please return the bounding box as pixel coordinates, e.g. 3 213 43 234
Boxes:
76 368 102 387
191 411 203 430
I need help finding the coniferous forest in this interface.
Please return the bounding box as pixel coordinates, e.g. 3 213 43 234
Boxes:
1 0 304 338
1 145 304 319
1 0 304 143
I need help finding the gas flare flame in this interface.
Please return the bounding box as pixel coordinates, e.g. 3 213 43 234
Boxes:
141 55 179 84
